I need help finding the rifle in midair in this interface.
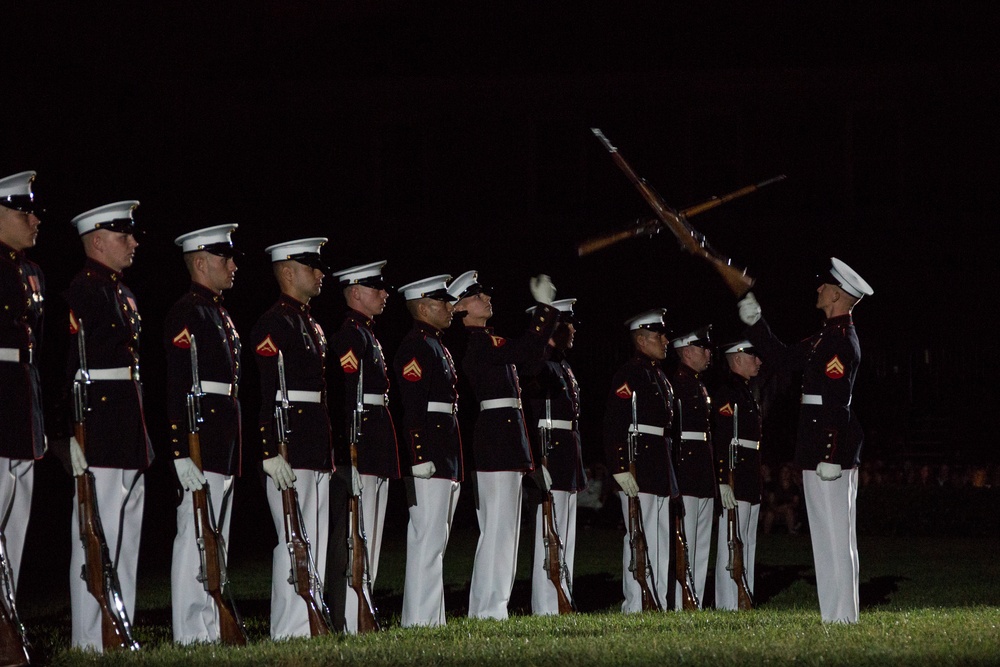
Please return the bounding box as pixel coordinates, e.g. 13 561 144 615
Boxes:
539 398 576 614
185 335 248 644
346 361 380 633
72 320 139 652
581 128 784 297
275 352 334 636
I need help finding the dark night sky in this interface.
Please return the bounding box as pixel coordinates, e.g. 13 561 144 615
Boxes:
5 2 1000 467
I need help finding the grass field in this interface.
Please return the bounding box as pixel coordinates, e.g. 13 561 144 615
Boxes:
17 509 1000 666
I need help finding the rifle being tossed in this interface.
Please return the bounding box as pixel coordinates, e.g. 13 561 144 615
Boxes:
275 352 334 637
346 361 380 633
72 320 139 652
184 335 248 644
539 398 576 614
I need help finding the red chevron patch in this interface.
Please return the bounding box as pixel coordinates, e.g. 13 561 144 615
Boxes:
402 358 422 382
68 309 79 335
172 327 192 349
489 334 507 348
718 402 734 417
615 382 632 399
255 335 279 357
825 355 845 379
340 349 359 373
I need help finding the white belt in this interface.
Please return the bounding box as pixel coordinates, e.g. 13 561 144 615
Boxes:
275 390 322 404
363 393 389 407
0 347 32 364
480 398 521 411
201 381 236 397
680 430 708 441
801 394 823 405
79 367 137 381
630 424 665 437
427 401 457 415
537 418 576 431
737 438 760 450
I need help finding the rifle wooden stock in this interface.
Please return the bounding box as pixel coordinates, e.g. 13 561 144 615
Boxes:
347 493 380 633
278 441 333 637
576 221 661 257
74 423 138 652
188 432 248 645
541 490 575 614
626 462 660 611
679 175 786 219
672 501 700 611
0 533 29 667
727 469 754 611
591 129 757 297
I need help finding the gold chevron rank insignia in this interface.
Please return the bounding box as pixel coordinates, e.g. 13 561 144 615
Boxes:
172 327 192 349
69 309 79 334
718 402 734 417
255 335 279 357
825 355 845 379
489 334 507 348
402 358 423 382
340 349 360 374
615 382 632 399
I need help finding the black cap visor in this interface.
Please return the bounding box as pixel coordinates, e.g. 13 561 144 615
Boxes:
1 194 43 216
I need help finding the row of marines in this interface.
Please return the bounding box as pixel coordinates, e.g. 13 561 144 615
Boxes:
1 170 872 654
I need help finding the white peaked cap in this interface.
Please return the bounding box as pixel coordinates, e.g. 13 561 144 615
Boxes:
829 257 874 298
331 260 387 285
71 200 140 236
265 237 328 262
399 274 455 301
174 224 238 253
0 171 36 198
447 270 481 300
625 307 668 331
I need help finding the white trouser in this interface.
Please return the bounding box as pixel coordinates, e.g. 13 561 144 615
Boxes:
468 470 523 620
531 490 577 615
803 467 859 623
401 477 461 627
345 473 388 634
674 495 714 610
266 469 331 639
714 500 759 610
70 467 145 651
0 457 34 593
618 491 671 612
170 471 234 643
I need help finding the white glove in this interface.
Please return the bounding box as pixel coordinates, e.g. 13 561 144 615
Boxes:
351 466 363 496
816 462 843 481
613 471 639 498
529 274 556 306
737 291 762 326
411 461 436 479
262 455 296 490
536 465 553 492
44 434 49 454
174 457 206 491
69 436 89 477
719 483 737 510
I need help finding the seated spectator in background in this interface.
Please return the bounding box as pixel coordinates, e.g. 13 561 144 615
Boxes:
763 462 802 535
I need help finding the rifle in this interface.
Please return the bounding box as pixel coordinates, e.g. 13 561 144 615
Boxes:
185 336 248 644
0 511 30 666
72 320 139 652
275 352 334 637
672 399 700 611
726 404 754 610
626 391 661 611
346 361 380 633
582 128 782 297
539 399 576 614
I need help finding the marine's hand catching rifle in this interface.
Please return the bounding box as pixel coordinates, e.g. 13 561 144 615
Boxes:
411 461 436 479
263 454 296 490
174 457 206 492
69 435 89 476
614 471 639 497
530 274 556 305
719 483 737 510
737 292 762 326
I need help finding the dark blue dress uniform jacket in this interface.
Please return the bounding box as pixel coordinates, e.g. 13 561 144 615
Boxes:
711 372 762 504
0 241 45 459
461 304 559 473
393 321 463 482
330 309 400 479
603 354 678 499
62 258 154 470
520 351 587 492
747 315 864 469
670 363 716 499
251 294 333 471
164 282 242 476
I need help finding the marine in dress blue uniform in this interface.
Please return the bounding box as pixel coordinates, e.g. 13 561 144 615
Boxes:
452 270 559 620
669 325 715 609
711 340 763 610
520 298 586 615
0 171 44 605
738 257 873 623
603 308 678 612
65 200 154 651
252 238 334 639
393 275 462 627
329 260 400 633
165 224 242 643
